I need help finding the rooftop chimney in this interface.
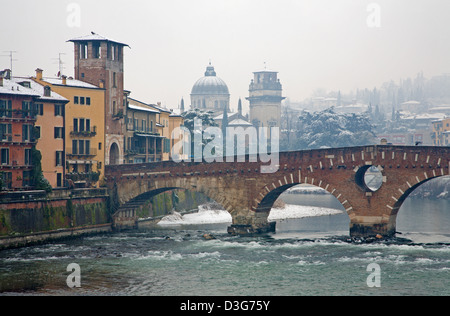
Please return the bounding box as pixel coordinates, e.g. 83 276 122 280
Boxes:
0 75 3 87
61 75 67 85
35 68 43 80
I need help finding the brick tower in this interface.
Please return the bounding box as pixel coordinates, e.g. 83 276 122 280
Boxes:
69 32 129 165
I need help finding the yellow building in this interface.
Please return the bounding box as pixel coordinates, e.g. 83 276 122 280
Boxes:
151 103 171 161
34 69 106 187
432 118 450 146
125 97 161 163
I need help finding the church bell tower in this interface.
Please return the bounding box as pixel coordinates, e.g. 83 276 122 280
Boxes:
246 69 285 130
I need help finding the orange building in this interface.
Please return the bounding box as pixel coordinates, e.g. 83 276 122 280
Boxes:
0 69 69 190
11 76 68 188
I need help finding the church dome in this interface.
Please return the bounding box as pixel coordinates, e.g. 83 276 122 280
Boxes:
191 64 230 95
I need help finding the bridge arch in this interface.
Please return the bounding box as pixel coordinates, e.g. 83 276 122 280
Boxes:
389 174 449 217
254 176 355 224
111 175 239 228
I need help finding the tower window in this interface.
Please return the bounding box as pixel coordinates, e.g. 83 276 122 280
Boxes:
93 42 101 59
111 45 116 61
113 72 117 87
80 44 88 59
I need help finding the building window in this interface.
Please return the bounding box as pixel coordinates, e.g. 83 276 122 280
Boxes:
44 86 51 97
79 118 85 132
111 45 116 61
56 151 63 167
93 42 101 59
1 172 11 189
80 97 85 105
0 124 12 141
86 97 91 105
72 140 78 155
22 124 33 142
78 140 84 155
54 127 64 139
80 43 88 59
74 96 79 104
22 170 32 187
1 148 9 165
113 72 116 88
57 173 62 187
22 101 33 118
0 100 12 117
35 103 43 115
98 142 102 150
73 118 78 132
24 148 32 166
54 104 62 116
85 140 90 155
164 138 170 153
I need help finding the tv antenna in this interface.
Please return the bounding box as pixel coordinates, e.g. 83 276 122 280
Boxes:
1 51 18 75
52 53 66 77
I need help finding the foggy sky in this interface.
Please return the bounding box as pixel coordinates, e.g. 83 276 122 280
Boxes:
2 0 450 113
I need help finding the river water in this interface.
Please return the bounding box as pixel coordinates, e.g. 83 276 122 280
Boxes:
0 188 449 296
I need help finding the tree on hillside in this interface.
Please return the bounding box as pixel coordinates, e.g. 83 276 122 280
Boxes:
181 109 219 158
295 108 376 150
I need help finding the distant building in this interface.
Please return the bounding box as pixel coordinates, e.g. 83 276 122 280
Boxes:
400 100 422 113
334 103 369 114
432 117 450 146
247 69 285 132
190 63 230 116
125 97 162 163
124 96 184 163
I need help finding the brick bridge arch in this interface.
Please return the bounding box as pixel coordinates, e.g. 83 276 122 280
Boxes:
105 145 450 237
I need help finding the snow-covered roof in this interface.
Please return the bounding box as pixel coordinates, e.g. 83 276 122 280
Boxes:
402 112 447 120
401 100 421 105
128 103 159 114
68 32 129 47
10 77 68 102
43 77 100 89
0 78 40 97
228 118 252 126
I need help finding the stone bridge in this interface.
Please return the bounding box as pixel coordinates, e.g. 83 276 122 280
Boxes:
105 145 450 237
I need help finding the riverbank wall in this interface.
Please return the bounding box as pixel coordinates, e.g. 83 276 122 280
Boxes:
0 188 210 250
0 188 111 250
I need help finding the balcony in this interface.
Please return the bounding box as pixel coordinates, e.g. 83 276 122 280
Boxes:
0 109 37 122
70 126 97 137
66 148 98 157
